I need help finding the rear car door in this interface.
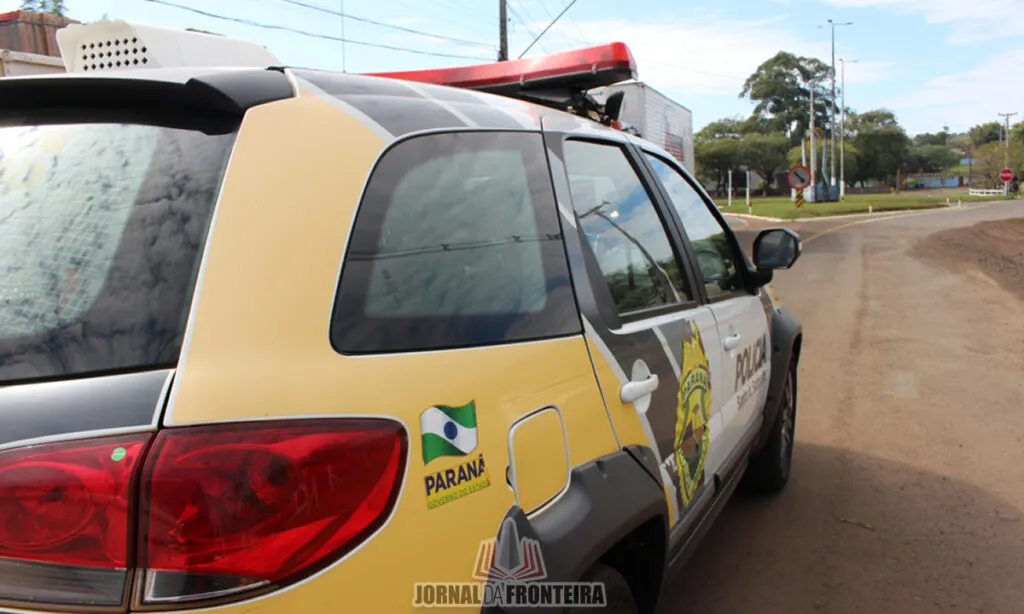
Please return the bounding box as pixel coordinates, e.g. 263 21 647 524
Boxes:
640 151 771 473
547 134 725 534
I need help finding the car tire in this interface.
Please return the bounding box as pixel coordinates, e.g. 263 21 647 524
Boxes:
741 360 797 494
567 563 638 614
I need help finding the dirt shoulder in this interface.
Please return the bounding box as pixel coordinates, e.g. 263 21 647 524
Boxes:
912 217 1024 302
661 204 1024 614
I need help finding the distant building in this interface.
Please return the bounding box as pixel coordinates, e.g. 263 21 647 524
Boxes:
0 10 79 57
0 10 78 77
904 174 963 189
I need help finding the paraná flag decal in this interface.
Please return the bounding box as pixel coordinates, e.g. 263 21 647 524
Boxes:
421 401 478 464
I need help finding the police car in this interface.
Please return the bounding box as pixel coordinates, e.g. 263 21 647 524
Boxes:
0 21 802 614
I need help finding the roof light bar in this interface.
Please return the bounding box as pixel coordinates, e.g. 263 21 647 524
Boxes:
368 43 636 127
367 42 636 96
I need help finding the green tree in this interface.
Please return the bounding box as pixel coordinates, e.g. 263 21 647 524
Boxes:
904 144 960 173
843 144 862 188
913 131 949 146
739 115 777 136
1011 121 1024 145
787 142 861 187
969 121 1002 147
736 133 789 196
19 0 67 16
740 51 833 146
694 118 747 195
849 109 910 186
973 140 1024 188
696 117 745 141
695 139 741 196
787 145 803 168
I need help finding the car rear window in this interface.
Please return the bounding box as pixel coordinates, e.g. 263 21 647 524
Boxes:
331 131 580 354
0 122 235 383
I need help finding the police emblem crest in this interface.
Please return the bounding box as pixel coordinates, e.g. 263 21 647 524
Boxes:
673 320 711 508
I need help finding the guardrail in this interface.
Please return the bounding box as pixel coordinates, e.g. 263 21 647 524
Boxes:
968 188 1005 196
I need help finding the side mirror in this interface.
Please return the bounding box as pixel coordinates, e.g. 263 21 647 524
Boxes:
752 228 802 271
604 91 625 122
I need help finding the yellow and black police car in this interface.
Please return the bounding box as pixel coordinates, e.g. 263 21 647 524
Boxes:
0 20 802 614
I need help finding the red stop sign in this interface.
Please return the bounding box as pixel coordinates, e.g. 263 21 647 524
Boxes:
1000 168 1015 182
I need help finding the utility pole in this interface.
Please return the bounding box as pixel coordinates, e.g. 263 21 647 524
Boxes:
824 19 852 196
728 169 733 207
809 80 817 202
498 0 508 61
998 111 1017 195
840 58 858 200
968 144 973 187
746 170 751 213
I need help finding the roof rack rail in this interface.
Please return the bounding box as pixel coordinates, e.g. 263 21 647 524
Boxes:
366 42 637 127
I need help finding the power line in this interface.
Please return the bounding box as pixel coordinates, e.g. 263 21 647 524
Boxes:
140 0 493 60
559 0 593 46
507 4 547 52
637 55 737 80
535 0 585 48
513 1 575 51
339 0 345 72
506 5 549 54
432 0 499 22
276 0 494 50
519 0 580 59
532 0 573 48
512 1 543 28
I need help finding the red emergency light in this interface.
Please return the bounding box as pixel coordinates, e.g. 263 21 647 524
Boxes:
368 42 635 95
367 42 636 126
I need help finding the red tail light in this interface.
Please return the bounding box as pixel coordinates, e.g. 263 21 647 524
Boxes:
139 419 407 604
0 434 151 606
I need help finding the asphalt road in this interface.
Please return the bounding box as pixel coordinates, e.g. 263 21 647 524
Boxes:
659 201 1024 614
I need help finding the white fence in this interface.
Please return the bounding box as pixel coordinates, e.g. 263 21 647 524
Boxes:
968 188 1005 197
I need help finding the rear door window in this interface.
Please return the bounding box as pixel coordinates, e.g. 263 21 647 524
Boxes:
643 153 745 299
0 122 234 383
562 140 693 317
331 131 579 354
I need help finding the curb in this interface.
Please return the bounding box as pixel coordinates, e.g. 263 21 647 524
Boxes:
787 207 951 222
723 203 972 224
721 212 786 222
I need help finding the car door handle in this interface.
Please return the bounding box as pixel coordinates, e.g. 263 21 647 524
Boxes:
620 374 660 405
723 333 743 351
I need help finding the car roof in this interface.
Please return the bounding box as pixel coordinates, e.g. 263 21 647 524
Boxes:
0 64 679 164
288 68 635 143
288 68 687 165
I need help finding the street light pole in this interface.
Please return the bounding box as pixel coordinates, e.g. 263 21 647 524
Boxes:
825 19 852 195
840 58 857 200
809 79 817 201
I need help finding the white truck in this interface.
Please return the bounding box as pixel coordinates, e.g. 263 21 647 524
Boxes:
0 49 64 76
590 81 696 176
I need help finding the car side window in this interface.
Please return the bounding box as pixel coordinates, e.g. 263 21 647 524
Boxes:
331 131 579 354
563 140 692 316
644 153 744 299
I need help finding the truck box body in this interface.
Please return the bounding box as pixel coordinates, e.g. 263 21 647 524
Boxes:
0 48 65 76
590 81 695 176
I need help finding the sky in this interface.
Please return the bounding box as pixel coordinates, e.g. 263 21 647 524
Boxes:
6 0 1023 135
